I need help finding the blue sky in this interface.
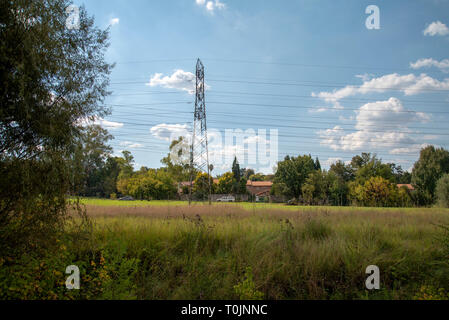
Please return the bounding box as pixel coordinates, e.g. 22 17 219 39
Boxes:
77 0 449 174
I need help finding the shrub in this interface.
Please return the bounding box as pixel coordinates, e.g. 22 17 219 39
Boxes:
234 267 264 300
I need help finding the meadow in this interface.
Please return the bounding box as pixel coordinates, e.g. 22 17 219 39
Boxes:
76 199 449 300
3 199 449 300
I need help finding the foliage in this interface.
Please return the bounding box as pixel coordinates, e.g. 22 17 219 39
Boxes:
273 154 316 198
0 0 112 258
435 173 449 208
193 172 214 200
124 169 177 200
217 172 235 194
349 176 410 207
160 136 192 183
412 146 449 205
3 205 448 300
234 267 264 300
302 171 329 205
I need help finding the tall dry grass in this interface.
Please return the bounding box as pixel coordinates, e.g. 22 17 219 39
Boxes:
71 202 449 299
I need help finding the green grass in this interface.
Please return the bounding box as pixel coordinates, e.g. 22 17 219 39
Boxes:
4 200 449 300
77 197 449 213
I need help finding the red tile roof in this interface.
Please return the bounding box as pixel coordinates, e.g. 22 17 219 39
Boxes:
246 181 273 187
397 184 414 190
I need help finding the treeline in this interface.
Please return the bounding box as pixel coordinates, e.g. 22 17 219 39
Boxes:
271 147 449 207
73 126 449 207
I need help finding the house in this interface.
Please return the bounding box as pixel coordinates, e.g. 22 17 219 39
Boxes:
246 180 273 196
397 184 414 191
178 179 273 196
178 179 219 194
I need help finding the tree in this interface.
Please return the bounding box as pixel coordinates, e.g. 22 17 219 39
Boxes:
314 157 321 171
161 136 191 182
193 172 214 200
411 146 449 204
350 153 394 185
435 173 449 208
327 171 349 206
217 172 235 194
350 176 401 207
390 164 411 184
0 0 112 255
116 151 135 195
272 155 316 199
71 125 113 197
329 160 354 182
243 168 255 180
302 171 328 205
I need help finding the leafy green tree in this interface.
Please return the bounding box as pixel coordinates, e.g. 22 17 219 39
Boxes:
390 164 411 184
350 176 402 207
327 171 350 206
193 172 214 200
243 168 255 180
350 153 394 184
248 173 265 181
71 125 113 197
273 155 316 199
161 136 192 182
0 0 112 255
329 160 354 182
314 157 321 171
217 172 235 194
435 173 449 208
302 171 328 205
116 151 135 196
412 146 449 205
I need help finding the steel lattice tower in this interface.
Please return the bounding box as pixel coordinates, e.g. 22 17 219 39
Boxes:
189 59 211 204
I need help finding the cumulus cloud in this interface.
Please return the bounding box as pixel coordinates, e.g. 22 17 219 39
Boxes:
147 70 210 94
423 21 449 36
80 116 124 130
196 0 226 13
119 141 143 149
312 73 449 106
109 17 119 26
150 123 190 141
410 58 449 73
322 157 343 167
318 98 432 154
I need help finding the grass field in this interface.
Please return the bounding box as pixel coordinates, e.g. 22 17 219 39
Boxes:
72 199 449 300
4 199 449 300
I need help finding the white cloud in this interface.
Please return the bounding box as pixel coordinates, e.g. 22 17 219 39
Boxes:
355 73 374 82
95 118 123 129
423 21 449 36
80 116 124 130
312 73 449 106
150 123 190 141
390 144 431 155
322 157 343 167
355 97 429 130
119 141 143 149
196 0 226 13
318 98 432 154
109 17 119 26
147 69 210 94
410 58 449 73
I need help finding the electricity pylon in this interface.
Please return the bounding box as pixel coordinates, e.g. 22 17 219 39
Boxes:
189 59 211 205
